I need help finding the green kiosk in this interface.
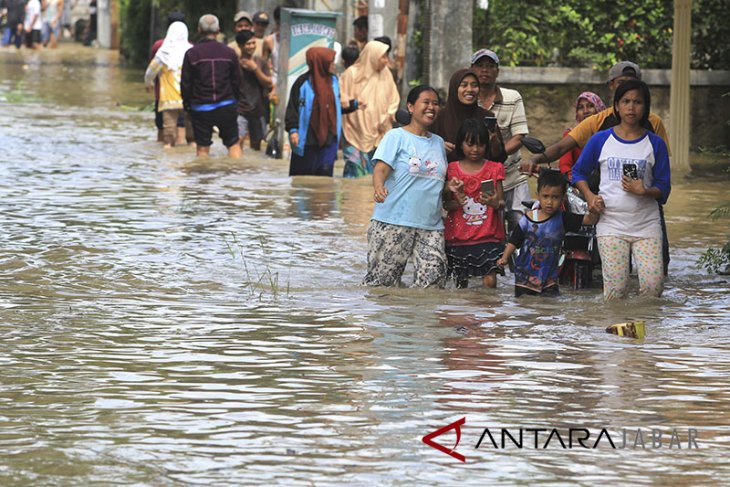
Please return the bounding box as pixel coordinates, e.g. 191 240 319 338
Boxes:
275 9 341 159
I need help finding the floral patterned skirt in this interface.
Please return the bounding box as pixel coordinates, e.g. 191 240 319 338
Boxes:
342 140 376 178
363 220 447 288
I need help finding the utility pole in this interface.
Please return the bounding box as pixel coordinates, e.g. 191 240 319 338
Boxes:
426 0 473 92
97 0 111 48
669 0 692 169
368 0 397 41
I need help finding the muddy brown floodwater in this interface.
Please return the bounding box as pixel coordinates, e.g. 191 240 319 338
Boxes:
1 46 729 485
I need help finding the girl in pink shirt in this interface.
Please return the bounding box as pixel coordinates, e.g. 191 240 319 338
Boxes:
444 118 506 288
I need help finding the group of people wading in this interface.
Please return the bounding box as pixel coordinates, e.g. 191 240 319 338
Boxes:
143 12 671 302
360 54 670 301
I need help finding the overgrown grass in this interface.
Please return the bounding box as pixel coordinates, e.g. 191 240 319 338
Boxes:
3 80 43 104
224 232 291 300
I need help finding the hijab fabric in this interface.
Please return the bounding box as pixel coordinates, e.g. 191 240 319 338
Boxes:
432 68 507 163
156 21 191 71
575 91 606 123
432 68 487 144
339 41 400 152
306 47 337 147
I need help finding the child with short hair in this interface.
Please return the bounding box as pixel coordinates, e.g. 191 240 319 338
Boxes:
497 170 598 297
444 118 506 288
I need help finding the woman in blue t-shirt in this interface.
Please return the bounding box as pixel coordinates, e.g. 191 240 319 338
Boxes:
363 86 465 288
573 80 671 300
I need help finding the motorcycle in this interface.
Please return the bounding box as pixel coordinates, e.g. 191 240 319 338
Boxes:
520 136 600 290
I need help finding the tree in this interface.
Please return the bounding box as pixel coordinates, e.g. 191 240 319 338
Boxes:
120 0 238 67
472 0 729 70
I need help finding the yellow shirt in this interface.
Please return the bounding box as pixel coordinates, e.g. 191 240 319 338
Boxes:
569 107 671 154
144 58 184 111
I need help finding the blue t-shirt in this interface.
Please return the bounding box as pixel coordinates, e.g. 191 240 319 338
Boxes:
371 128 448 231
509 209 583 293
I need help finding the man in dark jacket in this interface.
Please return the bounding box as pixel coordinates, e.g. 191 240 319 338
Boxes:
181 14 241 158
2 0 26 49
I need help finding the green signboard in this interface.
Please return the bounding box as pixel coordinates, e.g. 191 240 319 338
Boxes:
275 9 341 155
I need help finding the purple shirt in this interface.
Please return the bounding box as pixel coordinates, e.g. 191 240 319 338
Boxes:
181 38 241 108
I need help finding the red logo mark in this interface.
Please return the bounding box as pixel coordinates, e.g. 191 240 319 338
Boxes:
422 417 466 462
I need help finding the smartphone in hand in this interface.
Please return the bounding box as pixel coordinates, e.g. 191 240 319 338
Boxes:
484 116 497 129
622 163 638 180
481 179 495 196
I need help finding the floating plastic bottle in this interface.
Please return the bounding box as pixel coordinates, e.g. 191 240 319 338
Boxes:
606 321 645 339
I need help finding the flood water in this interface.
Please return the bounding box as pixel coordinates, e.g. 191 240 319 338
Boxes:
1 46 729 485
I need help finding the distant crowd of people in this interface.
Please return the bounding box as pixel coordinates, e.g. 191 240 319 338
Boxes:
141 8 672 301
144 9 283 158
143 9 398 168
0 0 96 50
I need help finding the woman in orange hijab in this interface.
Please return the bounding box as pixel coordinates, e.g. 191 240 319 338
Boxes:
285 47 359 176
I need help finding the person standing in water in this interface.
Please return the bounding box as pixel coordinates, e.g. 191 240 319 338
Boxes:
363 86 464 288
339 40 400 178
572 80 670 300
145 21 193 148
285 47 361 176
23 0 43 49
431 68 506 163
443 118 506 289
470 49 530 236
2 0 26 49
181 14 242 158
235 29 272 153
497 171 598 297
558 91 605 182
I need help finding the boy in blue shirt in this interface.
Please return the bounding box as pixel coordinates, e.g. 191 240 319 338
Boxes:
497 171 598 296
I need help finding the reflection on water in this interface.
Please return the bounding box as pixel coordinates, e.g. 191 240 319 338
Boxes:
0 46 729 485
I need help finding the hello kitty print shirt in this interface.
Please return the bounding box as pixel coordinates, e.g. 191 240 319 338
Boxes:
444 160 506 246
371 128 449 231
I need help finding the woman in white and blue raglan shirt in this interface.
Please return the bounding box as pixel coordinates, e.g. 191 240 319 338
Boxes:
363 86 465 288
573 80 671 300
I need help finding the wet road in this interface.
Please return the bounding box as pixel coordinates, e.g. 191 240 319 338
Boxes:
1 46 729 485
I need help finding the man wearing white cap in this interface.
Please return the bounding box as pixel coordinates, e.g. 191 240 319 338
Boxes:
228 10 253 58
471 48 530 234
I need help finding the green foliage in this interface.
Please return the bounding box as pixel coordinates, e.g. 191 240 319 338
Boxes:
473 0 730 70
119 0 153 67
120 0 238 67
409 0 426 85
692 0 730 69
709 203 730 220
698 203 730 274
697 243 730 274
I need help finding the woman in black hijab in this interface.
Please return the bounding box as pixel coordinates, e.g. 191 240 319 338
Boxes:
432 68 506 163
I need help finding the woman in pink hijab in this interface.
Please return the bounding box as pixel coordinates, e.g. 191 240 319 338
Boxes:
558 91 606 181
